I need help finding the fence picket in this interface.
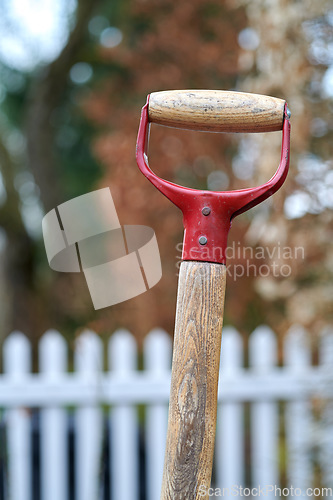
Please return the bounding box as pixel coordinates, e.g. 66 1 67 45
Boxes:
3 332 32 500
1 323 333 499
250 326 278 496
216 326 244 492
284 325 312 493
319 327 333 488
144 329 171 500
109 330 138 500
74 330 103 500
39 330 68 500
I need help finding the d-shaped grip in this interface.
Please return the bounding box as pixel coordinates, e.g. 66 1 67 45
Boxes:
148 90 286 133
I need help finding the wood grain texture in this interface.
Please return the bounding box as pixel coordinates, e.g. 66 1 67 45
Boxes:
161 261 226 500
149 90 285 133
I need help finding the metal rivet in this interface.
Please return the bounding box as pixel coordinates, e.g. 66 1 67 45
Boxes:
286 107 291 119
199 236 208 245
202 207 211 216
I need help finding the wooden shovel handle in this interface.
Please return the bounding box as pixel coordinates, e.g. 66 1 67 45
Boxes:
161 261 226 500
149 90 286 133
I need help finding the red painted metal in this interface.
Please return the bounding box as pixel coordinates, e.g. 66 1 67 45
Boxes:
136 95 290 265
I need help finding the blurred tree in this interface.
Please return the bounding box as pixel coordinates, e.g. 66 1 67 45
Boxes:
0 0 102 339
80 0 248 342
229 0 333 338
25 0 102 211
81 0 332 342
0 0 331 345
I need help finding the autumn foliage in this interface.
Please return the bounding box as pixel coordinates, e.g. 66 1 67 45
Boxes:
79 0 332 343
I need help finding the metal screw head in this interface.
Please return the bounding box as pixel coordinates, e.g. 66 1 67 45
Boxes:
199 236 208 245
202 207 211 216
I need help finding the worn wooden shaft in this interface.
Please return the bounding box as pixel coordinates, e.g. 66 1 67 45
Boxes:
161 261 226 500
149 90 285 133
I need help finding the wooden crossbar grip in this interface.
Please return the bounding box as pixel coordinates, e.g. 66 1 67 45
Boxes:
161 261 226 500
149 90 286 133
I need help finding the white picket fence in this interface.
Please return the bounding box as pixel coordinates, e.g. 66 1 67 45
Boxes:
0 325 333 500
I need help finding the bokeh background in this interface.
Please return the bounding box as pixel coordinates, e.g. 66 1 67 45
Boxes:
0 0 332 349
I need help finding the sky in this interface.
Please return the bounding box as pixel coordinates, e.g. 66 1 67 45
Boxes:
0 0 76 71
